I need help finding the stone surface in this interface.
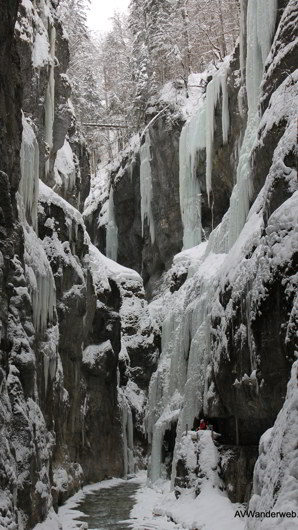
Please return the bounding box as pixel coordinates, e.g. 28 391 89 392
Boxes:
144 109 184 294
219 445 259 503
112 153 143 274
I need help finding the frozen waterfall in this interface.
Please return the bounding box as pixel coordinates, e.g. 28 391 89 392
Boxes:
54 139 77 194
44 24 56 178
178 0 278 255
19 114 39 232
119 388 134 476
179 59 230 249
148 0 278 486
24 226 56 333
179 105 205 249
140 132 155 244
146 249 225 483
106 186 118 262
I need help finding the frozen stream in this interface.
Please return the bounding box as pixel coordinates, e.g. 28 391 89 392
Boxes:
59 472 181 530
72 479 139 529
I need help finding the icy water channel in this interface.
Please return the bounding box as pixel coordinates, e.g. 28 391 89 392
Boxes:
74 479 140 530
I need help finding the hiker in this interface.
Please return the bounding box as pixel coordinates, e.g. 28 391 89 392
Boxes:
197 419 207 430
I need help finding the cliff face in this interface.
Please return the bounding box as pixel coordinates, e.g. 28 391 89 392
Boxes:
0 1 152 528
15 0 90 212
144 0 298 515
89 109 184 297
141 110 184 296
86 45 247 298
212 0 298 447
37 185 124 500
0 0 297 527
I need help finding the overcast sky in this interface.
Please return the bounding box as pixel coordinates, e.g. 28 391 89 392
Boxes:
87 0 130 34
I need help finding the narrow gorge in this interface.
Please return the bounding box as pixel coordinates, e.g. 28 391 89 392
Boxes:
0 1 297 529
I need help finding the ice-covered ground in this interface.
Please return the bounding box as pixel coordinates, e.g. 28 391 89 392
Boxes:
33 468 245 530
131 465 245 530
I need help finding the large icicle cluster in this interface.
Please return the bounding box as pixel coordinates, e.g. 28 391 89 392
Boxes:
146 0 296 500
146 245 225 483
54 138 77 195
179 0 278 251
178 59 230 249
207 0 278 253
179 106 205 249
140 132 155 243
44 24 56 179
106 186 119 262
24 225 56 333
19 114 39 232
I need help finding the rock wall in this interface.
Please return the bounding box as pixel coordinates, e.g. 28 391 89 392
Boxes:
145 0 297 514
15 0 90 212
85 109 184 297
37 185 124 502
141 109 184 296
112 151 143 274
0 1 154 528
85 45 247 297
211 0 298 446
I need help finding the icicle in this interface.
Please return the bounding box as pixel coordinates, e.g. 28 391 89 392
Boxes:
246 0 278 113
146 252 225 484
150 422 168 483
24 226 56 334
119 389 134 476
239 0 246 83
179 62 230 247
205 64 230 199
106 186 118 262
127 406 134 474
179 105 205 249
42 325 59 395
54 139 76 193
206 0 278 254
227 0 277 246
122 400 128 476
44 24 56 178
140 132 155 243
19 114 39 232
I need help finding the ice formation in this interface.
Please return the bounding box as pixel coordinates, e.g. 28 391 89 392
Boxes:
44 24 56 178
24 225 56 333
179 105 205 249
220 0 278 249
146 248 225 483
147 1 282 485
119 389 135 476
205 60 230 198
179 59 230 248
19 114 39 232
206 0 278 253
54 138 77 193
106 186 118 262
41 325 59 395
179 0 277 252
140 131 155 243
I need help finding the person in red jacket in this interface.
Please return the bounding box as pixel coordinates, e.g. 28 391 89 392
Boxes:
197 419 207 430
